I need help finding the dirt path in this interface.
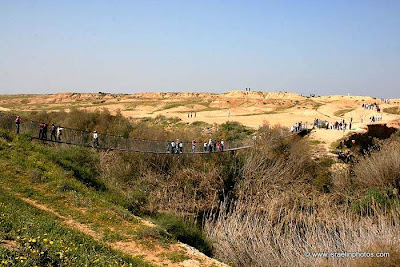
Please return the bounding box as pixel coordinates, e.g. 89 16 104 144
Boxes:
20 197 227 267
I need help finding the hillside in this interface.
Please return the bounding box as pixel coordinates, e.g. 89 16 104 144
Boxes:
0 107 399 267
1 91 399 151
0 132 226 266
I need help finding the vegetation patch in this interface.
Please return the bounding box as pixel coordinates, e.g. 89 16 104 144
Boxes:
334 108 355 117
0 190 150 266
154 214 213 256
383 106 400 115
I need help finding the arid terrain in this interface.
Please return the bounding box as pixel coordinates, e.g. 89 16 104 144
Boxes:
1 91 400 150
1 91 400 267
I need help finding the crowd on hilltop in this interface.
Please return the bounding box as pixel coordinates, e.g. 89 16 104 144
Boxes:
370 114 383 122
362 102 381 112
313 118 353 131
381 98 390 104
290 122 305 133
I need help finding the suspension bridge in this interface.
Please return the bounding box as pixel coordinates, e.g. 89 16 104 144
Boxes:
2 113 306 155
18 120 256 154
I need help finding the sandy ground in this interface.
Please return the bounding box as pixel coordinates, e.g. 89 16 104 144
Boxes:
1 91 399 150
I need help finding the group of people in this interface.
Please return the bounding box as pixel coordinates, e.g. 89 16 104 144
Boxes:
203 139 225 152
362 103 381 112
166 139 226 154
187 112 197 118
290 122 304 133
38 122 64 141
166 139 185 153
370 114 383 122
313 118 353 131
381 98 390 104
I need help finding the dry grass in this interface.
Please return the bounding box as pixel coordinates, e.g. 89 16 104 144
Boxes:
353 139 400 189
205 202 399 267
204 134 400 267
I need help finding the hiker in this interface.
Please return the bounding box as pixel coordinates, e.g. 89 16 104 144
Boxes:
38 122 44 139
203 141 207 152
178 141 184 153
208 139 213 152
216 140 221 152
93 131 99 147
213 140 217 152
43 123 48 140
166 140 171 153
171 140 176 154
50 123 57 141
220 139 225 151
57 126 63 141
15 116 21 134
191 140 196 153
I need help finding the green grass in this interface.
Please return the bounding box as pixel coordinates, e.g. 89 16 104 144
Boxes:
0 133 177 265
236 110 276 116
334 108 355 117
175 106 222 113
309 139 325 146
0 189 151 267
0 94 36 101
153 100 209 113
159 251 190 263
153 214 213 256
383 106 400 115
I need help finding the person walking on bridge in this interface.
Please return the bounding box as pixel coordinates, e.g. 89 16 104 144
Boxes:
171 140 176 154
220 139 225 151
42 123 48 140
93 131 99 147
191 140 196 153
50 123 57 141
57 126 63 141
15 116 21 134
38 123 44 139
178 140 184 153
208 139 213 152
166 140 171 153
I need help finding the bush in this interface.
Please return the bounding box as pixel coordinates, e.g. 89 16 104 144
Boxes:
46 146 105 191
218 121 254 141
0 128 13 141
155 214 213 256
353 139 400 189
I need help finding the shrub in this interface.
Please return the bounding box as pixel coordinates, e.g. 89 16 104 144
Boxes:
46 146 105 191
353 139 400 189
155 214 213 256
218 121 254 140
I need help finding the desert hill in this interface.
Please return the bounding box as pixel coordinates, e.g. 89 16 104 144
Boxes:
1 91 399 150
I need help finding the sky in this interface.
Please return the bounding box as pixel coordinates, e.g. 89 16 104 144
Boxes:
0 0 399 97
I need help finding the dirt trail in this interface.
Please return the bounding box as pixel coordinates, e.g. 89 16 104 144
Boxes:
19 197 226 267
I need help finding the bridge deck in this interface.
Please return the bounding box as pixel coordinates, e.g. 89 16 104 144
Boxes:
31 137 254 154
